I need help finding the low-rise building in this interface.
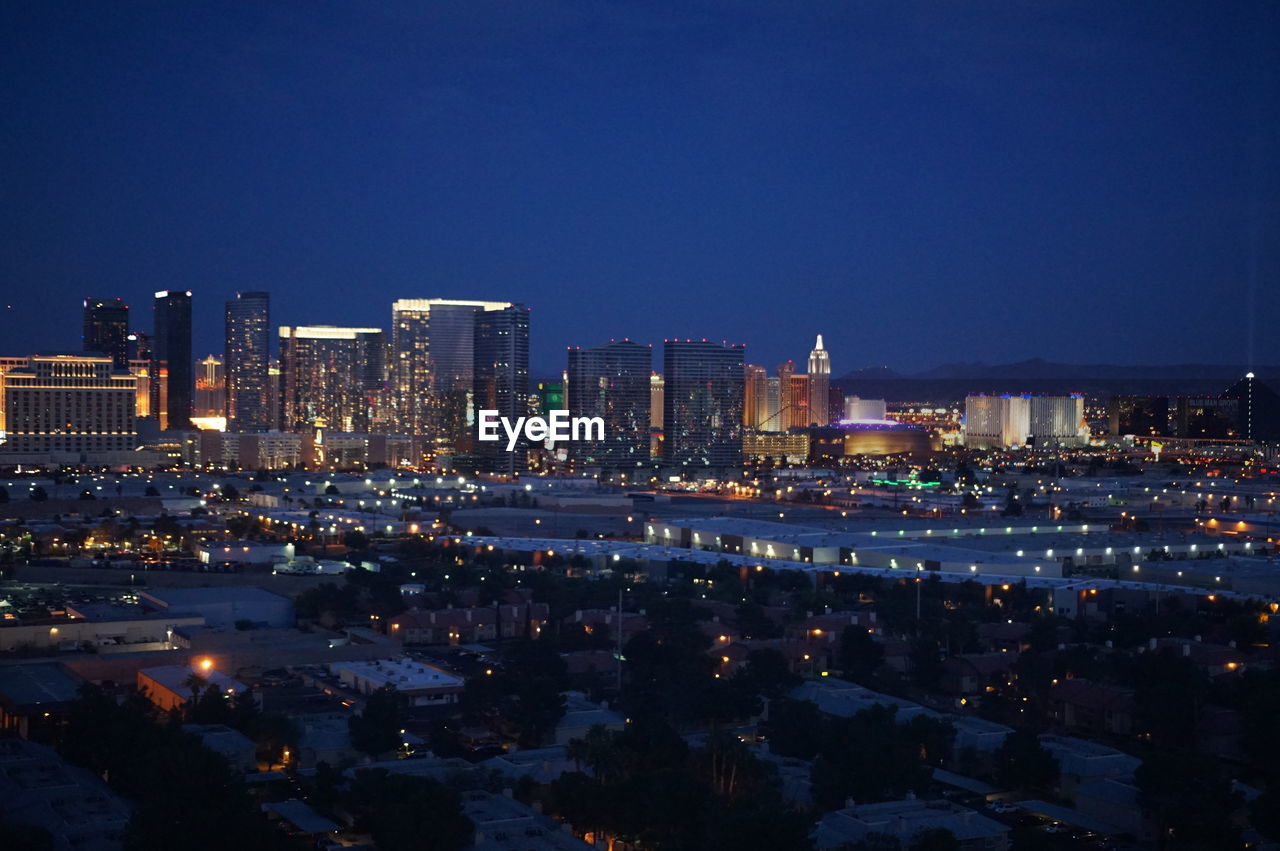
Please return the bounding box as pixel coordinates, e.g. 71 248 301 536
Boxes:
184 723 257 773
0 663 85 740
0 738 131 850
331 658 464 708
1039 734 1141 798
554 693 626 746
137 663 247 711
140 586 294 629
460 789 592 850
813 798 1009 851
1047 679 1135 736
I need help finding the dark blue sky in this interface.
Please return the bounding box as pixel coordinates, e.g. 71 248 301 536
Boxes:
3 1 1277 377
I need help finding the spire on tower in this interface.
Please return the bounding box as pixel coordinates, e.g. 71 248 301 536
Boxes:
815 334 824 351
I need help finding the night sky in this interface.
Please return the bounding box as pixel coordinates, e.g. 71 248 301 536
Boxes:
3 1 1278 377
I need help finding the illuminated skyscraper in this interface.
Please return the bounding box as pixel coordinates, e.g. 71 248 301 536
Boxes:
649 373 664 458
744 364 782 432
807 334 831 427
279 325 385 433
82 297 130 368
776 360 796 427
390 298 513 448
662 340 744 467
788 373 809 429
224 291 271 432
1 354 136 455
194 355 225 419
744 364 765 428
566 340 652 466
152 290 192 431
473 304 529 475
963 394 1086 448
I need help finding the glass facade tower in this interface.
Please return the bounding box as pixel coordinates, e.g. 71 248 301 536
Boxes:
662 340 745 467
473 304 530 475
566 340 652 467
152 290 192 431
224 291 271 432
82 297 130 368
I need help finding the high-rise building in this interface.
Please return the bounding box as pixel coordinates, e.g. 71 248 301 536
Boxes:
1107 396 1169 437
1173 396 1241 440
777 360 795 422
1027 395 1087 447
152 290 193 431
0 356 31 436
807 334 831 427
788 374 809 429
744 365 766 428
566 340 652 467
744 365 783 432
662 340 745 467
763 377 782 432
473 304 530 475
963 394 1086 448
844 396 888 421
194 355 226 419
536 381 564 416
267 360 282 433
649 373 664 458
83 298 130 368
279 325 385 433
390 299 513 446
1 354 136 455
224 291 271 433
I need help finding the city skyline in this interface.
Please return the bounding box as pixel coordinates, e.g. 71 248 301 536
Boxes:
2 7 1279 850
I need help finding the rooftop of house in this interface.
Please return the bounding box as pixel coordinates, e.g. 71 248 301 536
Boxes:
332 658 464 691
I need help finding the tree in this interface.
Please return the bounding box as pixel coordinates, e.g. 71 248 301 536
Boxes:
735 601 782 640
345 769 469 851
325 484 340 495
1137 749 1240 848
566 724 623 782
144 484 160 497
764 698 826 760
342 529 370 551
912 829 960 851
1249 786 1280 843
839 626 885 681
349 686 403 757
0 486 9 503
993 729 1057 792
30 485 48 502
810 705 950 809
0 823 54 850
740 648 800 698
182 673 208 704
59 685 283 851
188 684 233 724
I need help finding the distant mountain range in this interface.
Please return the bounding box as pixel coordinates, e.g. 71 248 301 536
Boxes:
834 359 1276 402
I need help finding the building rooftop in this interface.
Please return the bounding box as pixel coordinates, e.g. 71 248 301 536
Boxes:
0 738 131 851
333 658 464 692
183 724 255 760
814 798 1009 848
262 799 341 835
140 586 290 609
138 664 246 697
0 663 83 710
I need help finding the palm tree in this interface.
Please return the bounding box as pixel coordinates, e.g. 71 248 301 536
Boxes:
568 724 622 782
181 673 207 704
